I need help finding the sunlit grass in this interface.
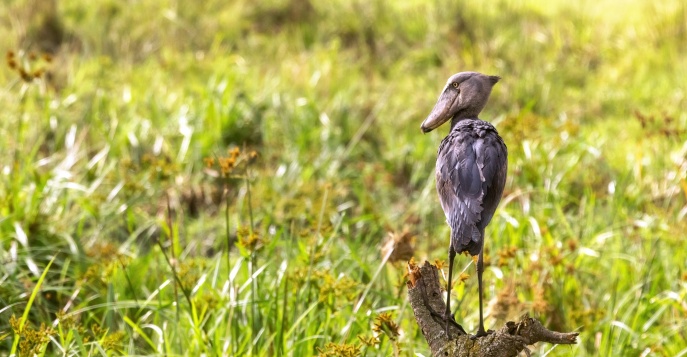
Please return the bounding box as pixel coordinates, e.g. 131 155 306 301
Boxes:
1 0 686 356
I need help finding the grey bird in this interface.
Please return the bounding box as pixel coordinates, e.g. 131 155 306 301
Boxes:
421 72 507 338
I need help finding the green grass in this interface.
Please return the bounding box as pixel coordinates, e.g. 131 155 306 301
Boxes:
1 0 686 355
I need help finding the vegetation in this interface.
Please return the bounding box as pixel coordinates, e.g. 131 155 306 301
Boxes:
1 0 686 355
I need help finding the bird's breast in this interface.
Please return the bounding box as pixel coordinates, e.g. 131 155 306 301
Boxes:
437 119 505 159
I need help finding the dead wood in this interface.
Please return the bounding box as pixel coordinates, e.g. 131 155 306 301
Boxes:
407 260 579 357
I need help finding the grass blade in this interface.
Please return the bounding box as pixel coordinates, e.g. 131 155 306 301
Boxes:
10 255 56 355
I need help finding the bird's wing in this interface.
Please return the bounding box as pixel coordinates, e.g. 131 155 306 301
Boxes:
436 129 507 254
476 134 508 227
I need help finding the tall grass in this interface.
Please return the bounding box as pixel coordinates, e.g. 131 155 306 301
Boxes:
1 0 686 355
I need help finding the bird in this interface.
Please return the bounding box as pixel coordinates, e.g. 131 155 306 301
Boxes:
420 71 507 338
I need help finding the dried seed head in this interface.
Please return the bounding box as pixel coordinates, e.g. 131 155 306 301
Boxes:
357 334 379 346
19 68 34 82
373 312 400 341
316 342 361 357
381 228 415 264
406 258 420 287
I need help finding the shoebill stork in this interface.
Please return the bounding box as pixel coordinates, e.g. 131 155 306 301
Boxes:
421 72 507 338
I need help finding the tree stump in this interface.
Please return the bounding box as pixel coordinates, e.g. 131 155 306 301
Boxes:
407 260 579 357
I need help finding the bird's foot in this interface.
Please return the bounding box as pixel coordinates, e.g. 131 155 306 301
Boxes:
416 277 466 338
469 328 494 340
440 311 467 339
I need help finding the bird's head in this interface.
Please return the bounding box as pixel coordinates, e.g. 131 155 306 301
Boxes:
421 72 500 133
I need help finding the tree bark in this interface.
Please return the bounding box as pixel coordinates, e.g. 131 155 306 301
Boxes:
407 260 579 357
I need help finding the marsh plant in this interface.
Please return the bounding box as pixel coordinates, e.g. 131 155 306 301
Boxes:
1 0 686 356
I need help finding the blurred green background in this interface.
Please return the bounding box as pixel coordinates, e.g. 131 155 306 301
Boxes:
1 0 686 355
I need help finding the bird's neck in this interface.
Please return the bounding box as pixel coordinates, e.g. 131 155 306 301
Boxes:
450 115 478 130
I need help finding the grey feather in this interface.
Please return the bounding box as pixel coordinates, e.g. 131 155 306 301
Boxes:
437 119 507 255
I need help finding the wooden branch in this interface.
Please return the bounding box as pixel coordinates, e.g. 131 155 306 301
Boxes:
407 260 579 357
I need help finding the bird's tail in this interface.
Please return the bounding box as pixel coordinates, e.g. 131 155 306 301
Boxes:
450 225 482 256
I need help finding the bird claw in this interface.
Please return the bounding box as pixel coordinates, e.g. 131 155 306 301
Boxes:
469 329 494 340
416 277 466 338
442 312 467 338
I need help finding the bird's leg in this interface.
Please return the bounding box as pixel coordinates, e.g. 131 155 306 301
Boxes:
445 246 457 337
474 247 490 338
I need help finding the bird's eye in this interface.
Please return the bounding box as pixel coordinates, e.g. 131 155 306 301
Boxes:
452 82 458 88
